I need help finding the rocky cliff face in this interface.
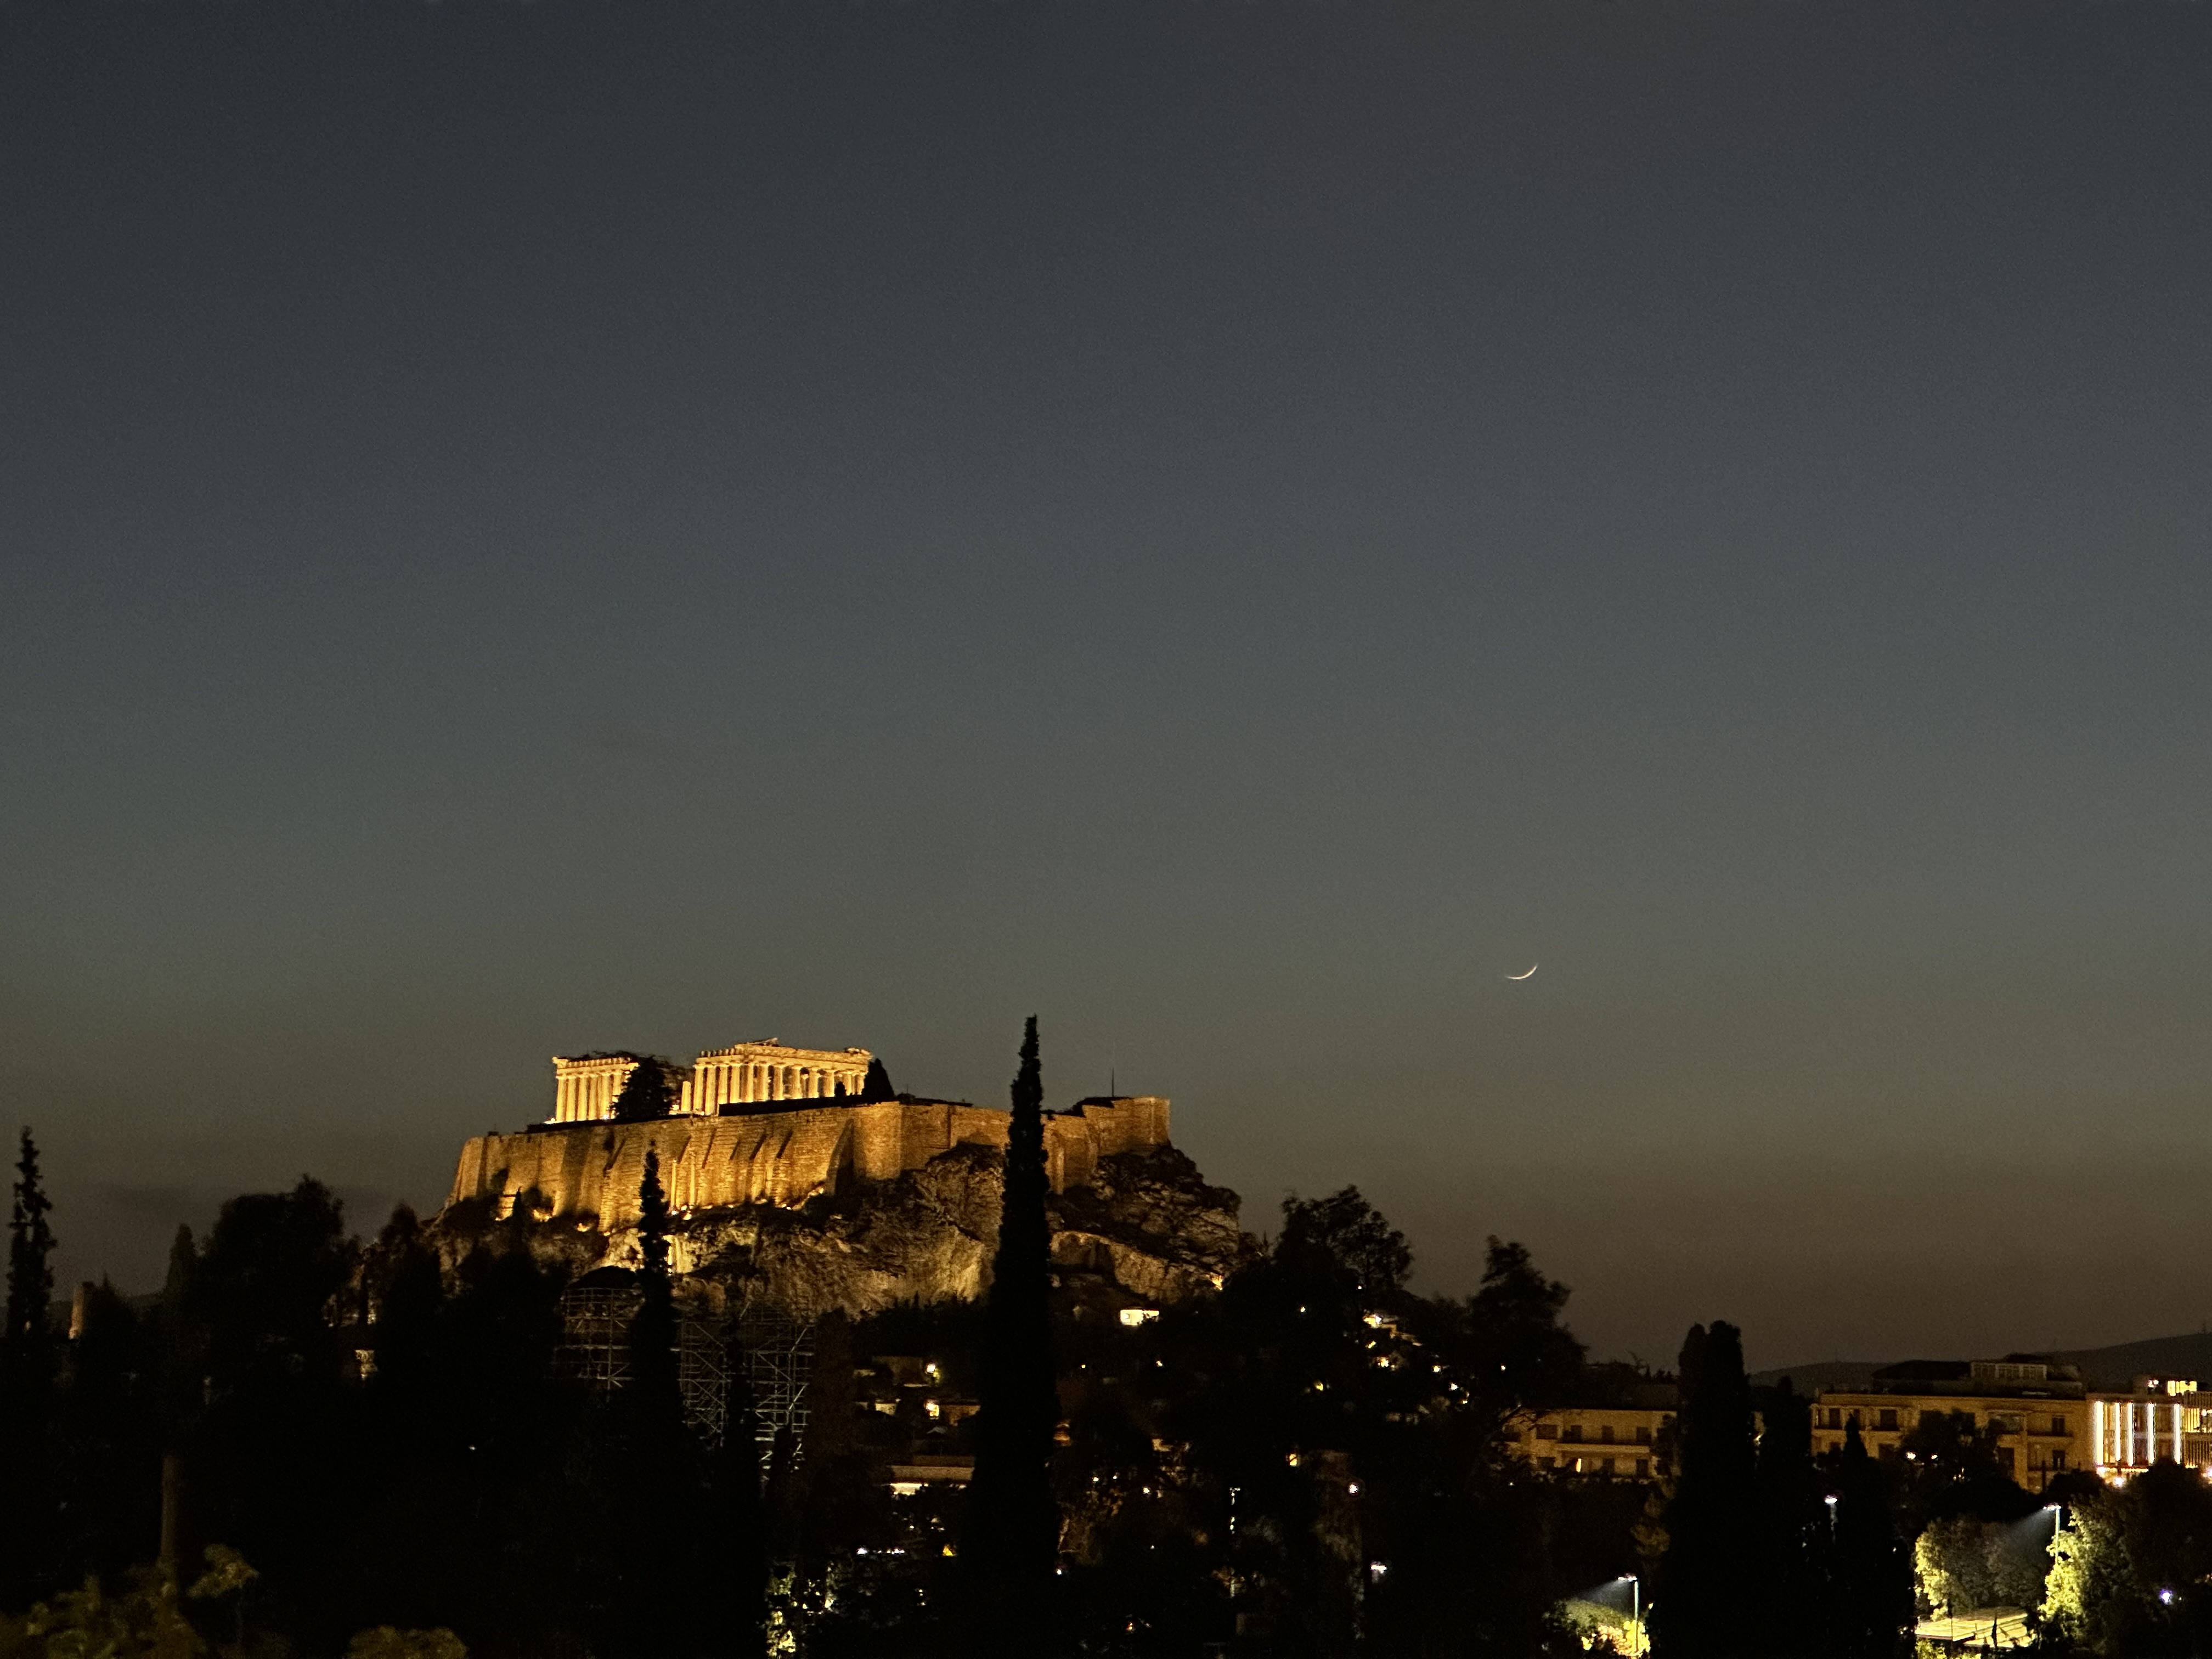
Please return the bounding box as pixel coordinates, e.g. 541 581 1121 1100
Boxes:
430 1141 1249 1319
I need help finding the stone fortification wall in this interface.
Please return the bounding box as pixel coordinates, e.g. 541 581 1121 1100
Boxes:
447 1094 1172 1234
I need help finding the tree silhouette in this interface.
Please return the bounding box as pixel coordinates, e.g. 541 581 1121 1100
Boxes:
967 1017 1059 1648
59 1278 161 1585
154 1223 201 1582
600 1147 724 1658
189 1177 359 1647
437 1235 580 1656
859 1057 896 1102
1 1128 59 1607
1896 1407 2035 1532
350 1205 452 1634
628 1148 681 1427
1826 1418 1912 1657
709 1333 768 1656
1278 1186 1411 1300
1752 1378 1827 1657
610 1058 676 1123
1656 1321 1760 1657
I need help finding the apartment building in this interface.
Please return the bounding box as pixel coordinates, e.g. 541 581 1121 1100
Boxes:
1511 1386 1679 1480
1810 1357 2084 1491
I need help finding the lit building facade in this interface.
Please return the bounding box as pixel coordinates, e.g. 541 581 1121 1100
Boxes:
1510 1392 1679 1481
1811 1358 2085 1492
2087 1376 2212 1481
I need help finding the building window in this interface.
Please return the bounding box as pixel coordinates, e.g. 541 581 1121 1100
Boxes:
1600 1457 1616 1476
1635 1459 1651 1478
1600 1425 1616 1444
1635 1426 1652 1446
1877 1409 1898 1431
2051 1417 2069 1436
1562 1425 1584 1443
1536 1421 1559 1441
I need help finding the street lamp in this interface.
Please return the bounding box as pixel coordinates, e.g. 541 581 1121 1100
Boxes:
1622 1575 1642 1655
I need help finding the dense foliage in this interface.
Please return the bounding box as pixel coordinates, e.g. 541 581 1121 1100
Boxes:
16 1104 2183 1659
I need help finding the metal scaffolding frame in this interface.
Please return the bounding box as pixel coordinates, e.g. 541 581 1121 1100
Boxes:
557 1282 748 1448
738 1305 816 1458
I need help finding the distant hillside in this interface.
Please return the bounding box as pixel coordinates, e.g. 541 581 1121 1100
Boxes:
1746 1359 1887 1393
1751 1331 2212 1395
2050 1332 2212 1392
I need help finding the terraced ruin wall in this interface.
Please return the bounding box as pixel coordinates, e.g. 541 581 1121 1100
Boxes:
447 1094 1171 1233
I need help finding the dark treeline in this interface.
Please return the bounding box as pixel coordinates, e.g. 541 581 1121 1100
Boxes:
0 1024 2193 1656
0 1126 761 1659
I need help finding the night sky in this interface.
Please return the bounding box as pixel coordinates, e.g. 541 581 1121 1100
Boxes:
3 0 2207 1370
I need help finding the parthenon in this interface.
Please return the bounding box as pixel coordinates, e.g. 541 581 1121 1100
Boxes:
549 1040 874 1124
439 1029 1224 1313
452 1032 1176 1234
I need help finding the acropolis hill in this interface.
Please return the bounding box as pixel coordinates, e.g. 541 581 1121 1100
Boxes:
436 1039 1246 1317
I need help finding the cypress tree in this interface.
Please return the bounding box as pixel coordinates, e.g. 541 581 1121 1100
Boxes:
966 1017 1059 1647
607 1147 710 1658
1827 1419 1913 1658
0 1127 59 1607
4 1129 55 1384
629 1149 681 1424
154 1224 199 1581
858 1057 896 1103
1655 1320 1759 1657
1754 1378 1827 1657
710 1333 768 1656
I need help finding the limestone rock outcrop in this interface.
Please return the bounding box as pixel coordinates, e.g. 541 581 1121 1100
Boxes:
431 1097 1246 1318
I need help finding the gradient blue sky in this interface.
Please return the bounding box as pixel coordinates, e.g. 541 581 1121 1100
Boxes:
3 0 2206 1368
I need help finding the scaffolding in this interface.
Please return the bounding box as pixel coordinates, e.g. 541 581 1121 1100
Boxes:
738 1305 816 1458
557 1281 747 1448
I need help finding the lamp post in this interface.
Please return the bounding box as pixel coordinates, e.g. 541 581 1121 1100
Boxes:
1624 1574 1641 1655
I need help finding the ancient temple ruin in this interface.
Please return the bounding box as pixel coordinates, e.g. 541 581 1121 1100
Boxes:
449 1039 1176 1233
435 1035 1246 1321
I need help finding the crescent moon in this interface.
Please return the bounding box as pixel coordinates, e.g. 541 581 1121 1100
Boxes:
1506 964 1538 980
